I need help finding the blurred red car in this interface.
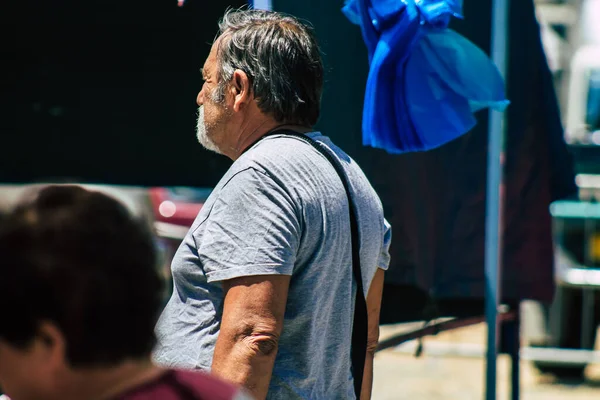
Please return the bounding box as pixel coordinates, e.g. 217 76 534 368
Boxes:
148 186 212 289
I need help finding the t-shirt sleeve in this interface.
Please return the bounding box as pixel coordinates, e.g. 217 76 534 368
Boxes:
377 218 392 271
194 168 301 283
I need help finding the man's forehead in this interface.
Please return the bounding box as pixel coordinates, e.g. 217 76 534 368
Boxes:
202 41 220 76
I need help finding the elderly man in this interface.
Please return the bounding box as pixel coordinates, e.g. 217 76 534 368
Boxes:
154 9 391 400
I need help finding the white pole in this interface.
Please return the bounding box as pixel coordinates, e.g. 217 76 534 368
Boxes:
252 0 273 11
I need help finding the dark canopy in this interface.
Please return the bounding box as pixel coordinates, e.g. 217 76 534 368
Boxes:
274 0 576 320
0 0 244 185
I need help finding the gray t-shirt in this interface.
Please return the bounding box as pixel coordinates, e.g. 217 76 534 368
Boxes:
154 132 391 399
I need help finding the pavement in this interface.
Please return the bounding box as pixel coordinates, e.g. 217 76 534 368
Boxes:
372 323 600 400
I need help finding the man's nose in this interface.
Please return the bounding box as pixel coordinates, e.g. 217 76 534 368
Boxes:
196 89 204 106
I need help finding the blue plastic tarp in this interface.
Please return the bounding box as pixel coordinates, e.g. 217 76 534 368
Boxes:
343 0 509 153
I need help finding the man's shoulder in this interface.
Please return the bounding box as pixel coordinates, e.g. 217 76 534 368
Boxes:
222 134 321 186
246 132 329 161
235 132 346 176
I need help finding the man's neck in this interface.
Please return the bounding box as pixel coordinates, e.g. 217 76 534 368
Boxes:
229 120 313 160
57 358 164 400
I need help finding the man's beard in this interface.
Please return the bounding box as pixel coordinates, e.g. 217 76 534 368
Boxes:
196 106 222 154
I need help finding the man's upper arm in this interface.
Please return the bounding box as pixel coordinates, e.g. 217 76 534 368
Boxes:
366 268 385 350
367 218 390 348
211 273 290 397
207 168 296 393
220 274 291 349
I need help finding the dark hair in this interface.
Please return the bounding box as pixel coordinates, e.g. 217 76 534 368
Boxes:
214 9 324 127
0 185 163 367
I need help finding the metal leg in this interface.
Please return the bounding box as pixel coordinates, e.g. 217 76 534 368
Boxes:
497 312 521 400
499 311 520 400
581 216 596 349
508 314 521 400
581 288 595 349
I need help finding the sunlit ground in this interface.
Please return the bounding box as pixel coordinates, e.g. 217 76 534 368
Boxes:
373 323 600 400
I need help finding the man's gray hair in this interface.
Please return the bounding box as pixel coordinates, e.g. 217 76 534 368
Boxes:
214 9 324 127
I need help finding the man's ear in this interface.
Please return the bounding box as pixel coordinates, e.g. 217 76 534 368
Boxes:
231 69 252 112
36 321 67 365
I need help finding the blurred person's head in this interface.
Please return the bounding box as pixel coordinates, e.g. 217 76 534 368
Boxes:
196 8 324 159
0 185 163 400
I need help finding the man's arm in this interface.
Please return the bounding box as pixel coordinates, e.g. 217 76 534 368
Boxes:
211 274 291 400
361 219 390 399
360 267 385 400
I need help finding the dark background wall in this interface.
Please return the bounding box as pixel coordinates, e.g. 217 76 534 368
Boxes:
0 0 246 186
0 0 497 187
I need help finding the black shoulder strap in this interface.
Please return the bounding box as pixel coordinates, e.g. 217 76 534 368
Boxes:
257 130 368 398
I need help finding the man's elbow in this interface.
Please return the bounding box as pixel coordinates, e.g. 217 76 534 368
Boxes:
237 324 281 357
366 326 380 355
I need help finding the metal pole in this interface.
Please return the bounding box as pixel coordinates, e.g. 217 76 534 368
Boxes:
581 207 595 349
251 0 273 10
484 0 510 399
509 313 521 400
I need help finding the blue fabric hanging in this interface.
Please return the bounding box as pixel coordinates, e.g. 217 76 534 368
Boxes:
342 0 509 153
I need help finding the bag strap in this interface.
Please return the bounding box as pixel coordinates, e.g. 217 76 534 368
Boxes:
255 130 368 398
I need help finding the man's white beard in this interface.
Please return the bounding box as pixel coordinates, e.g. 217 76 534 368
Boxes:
196 106 221 154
